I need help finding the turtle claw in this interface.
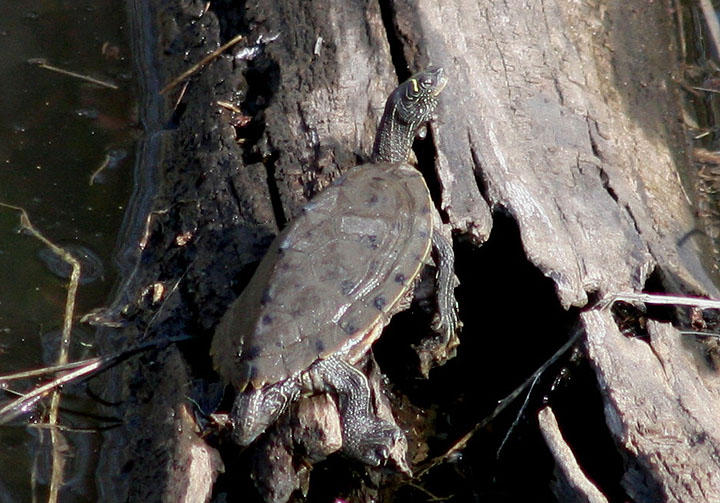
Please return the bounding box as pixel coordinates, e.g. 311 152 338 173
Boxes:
431 304 460 344
416 309 461 377
346 420 404 467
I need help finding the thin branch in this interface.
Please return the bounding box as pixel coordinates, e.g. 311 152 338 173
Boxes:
414 325 584 479
0 337 187 425
596 291 720 311
159 33 244 95
0 358 100 382
89 155 111 185
28 59 118 90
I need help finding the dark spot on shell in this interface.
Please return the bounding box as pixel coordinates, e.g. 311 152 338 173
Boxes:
262 314 273 325
315 340 325 352
418 230 429 238
332 175 347 186
342 321 358 335
422 205 431 214
244 346 262 359
260 288 272 305
340 279 355 295
395 273 406 284
367 193 379 205
365 235 378 249
373 296 387 310
275 341 284 348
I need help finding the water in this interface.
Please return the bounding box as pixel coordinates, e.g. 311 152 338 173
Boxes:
0 1 136 500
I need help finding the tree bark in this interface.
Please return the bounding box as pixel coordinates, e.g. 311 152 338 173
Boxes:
95 0 720 501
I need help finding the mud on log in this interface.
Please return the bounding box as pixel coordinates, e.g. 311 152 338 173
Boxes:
95 0 720 501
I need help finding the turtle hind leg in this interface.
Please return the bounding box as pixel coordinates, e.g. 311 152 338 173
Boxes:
415 229 462 376
230 379 300 446
312 357 406 467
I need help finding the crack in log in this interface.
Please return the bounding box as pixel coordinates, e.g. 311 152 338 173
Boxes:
482 8 512 103
377 0 410 80
263 153 286 229
468 130 493 208
586 116 603 160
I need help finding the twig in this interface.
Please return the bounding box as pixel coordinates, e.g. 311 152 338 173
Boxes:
0 357 104 424
679 330 720 338
159 33 244 95
414 326 584 479
495 363 544 460
674 0 686 62
406 481 452 501
692 86 720 94
89 155 111 185
28 59 118 90
0 336 187 425
0 358 102 382
172 80 190 112
0 202 80 503
595 291 720 311
28 422 120 434
216 100 243 113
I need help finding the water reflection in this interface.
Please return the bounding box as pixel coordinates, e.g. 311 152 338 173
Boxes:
0 1 136 501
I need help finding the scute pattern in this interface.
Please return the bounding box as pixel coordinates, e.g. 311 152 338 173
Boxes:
211 162 434 389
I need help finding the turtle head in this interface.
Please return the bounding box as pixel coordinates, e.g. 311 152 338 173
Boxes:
372 66 447 163
390 66 447 129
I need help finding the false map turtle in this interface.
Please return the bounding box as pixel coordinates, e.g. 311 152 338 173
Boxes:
212 66 459 466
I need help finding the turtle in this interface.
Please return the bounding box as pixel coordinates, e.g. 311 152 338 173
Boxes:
211 66 458 466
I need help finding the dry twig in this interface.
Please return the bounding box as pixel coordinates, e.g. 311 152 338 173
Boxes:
159 33 244 95
28 59 118 90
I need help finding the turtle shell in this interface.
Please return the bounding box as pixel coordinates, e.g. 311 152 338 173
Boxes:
211 162 434 390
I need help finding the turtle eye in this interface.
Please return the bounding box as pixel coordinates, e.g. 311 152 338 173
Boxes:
421 77 433 89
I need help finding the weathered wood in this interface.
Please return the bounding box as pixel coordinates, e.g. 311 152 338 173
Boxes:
97 0 720 500
245 0 396 217
408 0 720 501
538 406 608 503
96 0 277 500
96 0 406 500
584 312 720 501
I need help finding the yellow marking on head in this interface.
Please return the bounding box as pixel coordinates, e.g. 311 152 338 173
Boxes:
409 78 419 93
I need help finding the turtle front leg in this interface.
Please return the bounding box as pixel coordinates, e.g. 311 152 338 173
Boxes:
311 357 406 467
414 225 461 376
230 378 301 446
431 229 460 339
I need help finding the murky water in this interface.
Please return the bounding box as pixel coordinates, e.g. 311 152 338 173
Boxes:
0 1 135 500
